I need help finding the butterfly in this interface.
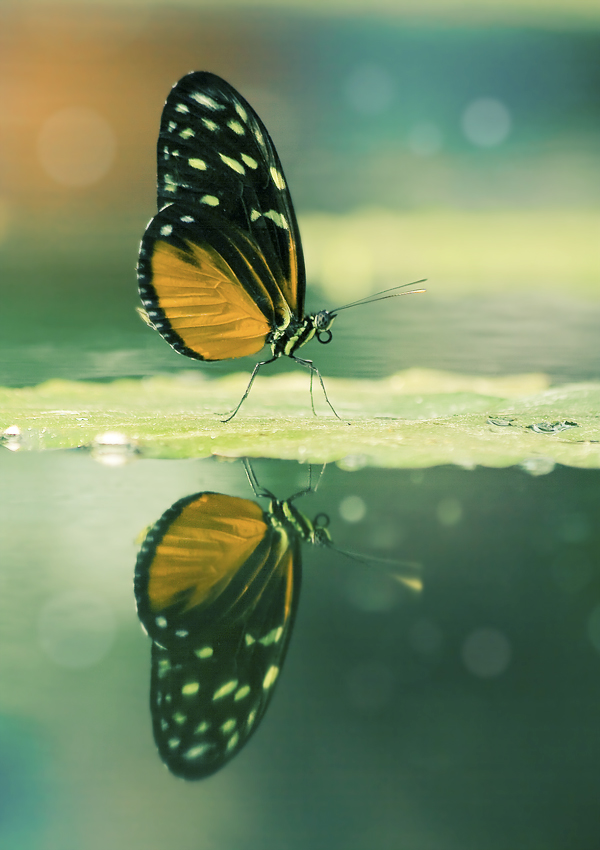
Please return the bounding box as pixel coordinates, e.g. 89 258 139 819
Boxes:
137 72 425 420
133 466 331 779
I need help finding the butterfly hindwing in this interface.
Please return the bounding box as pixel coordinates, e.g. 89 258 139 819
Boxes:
146 71 305 329
135 491 302 779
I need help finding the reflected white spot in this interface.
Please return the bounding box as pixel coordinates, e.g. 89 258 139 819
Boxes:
175 629 188 638
462 628 511 678
155 616 167 628
195 721 210 734
38 590 116 669
213 680 238 700
226 731 240 752
339 494 366 523
437 498 462 527
234 685 251 701
259 626 283 646
194 645 213 658
181 681 199 696
344 64 394 115
461 97 511 147
220 719 237 734
246 707 258 729
262 665 279 689
168 737 180 749
184 743 211 760
37 107 116 187
407 122 443 157
173 712 186 725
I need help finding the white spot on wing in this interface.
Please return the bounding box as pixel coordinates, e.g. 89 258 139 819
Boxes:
218 153 245 175
180 215 194 222
168 121 176 131
200 195 219 206
175 104 189 113
264 210 289 229
160 224 173 236
270 167 286 189
263 665 279 689
227 119 244 135
189 158 206 170
179 127 194 139
191 92 224 110
202 118 218 131
213 679 238 700
235 102 248 122
241 153 258 169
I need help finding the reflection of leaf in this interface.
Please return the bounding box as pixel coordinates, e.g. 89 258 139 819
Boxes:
2 369 600 469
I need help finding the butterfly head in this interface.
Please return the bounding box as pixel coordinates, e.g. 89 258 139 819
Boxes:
311 310 336 345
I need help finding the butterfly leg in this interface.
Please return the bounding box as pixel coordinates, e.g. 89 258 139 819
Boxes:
221 356 278 422
291 356 342 420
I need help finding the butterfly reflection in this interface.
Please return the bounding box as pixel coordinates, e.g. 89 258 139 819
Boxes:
134 468 331 779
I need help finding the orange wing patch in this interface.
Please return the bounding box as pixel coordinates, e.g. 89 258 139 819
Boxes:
151 239 273 360
147 494 269 613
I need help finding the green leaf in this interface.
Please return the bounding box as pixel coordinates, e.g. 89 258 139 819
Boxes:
1 369 599 470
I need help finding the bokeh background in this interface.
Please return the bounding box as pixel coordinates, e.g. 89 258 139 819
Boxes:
1 0 599 387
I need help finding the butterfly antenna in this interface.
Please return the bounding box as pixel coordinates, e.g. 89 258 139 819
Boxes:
330 280 427 314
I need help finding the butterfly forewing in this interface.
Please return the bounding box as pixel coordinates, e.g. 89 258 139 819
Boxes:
135 491 302 779
149 71 305 323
